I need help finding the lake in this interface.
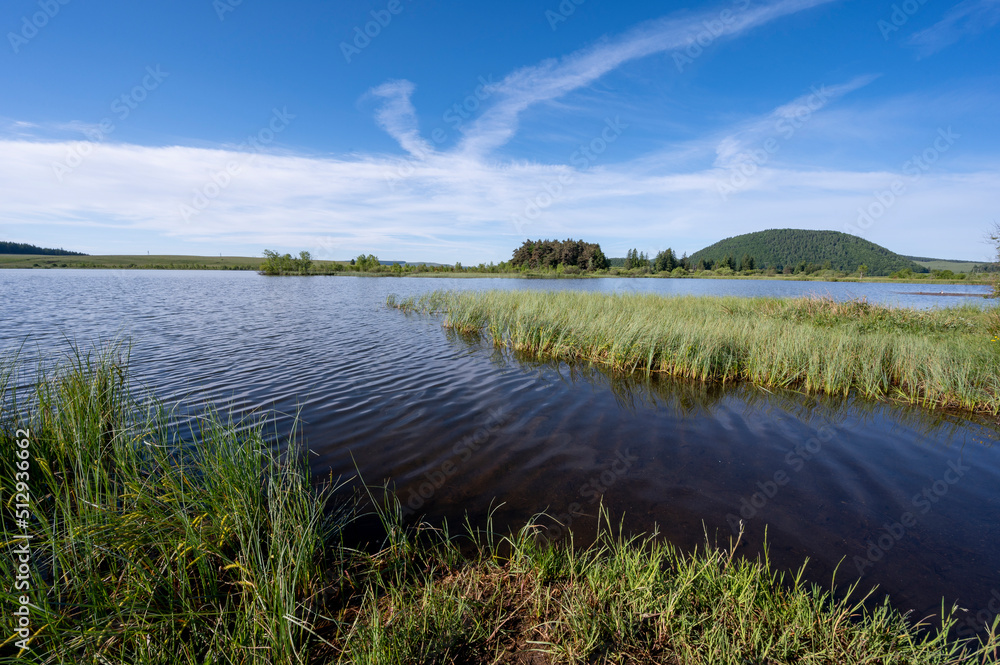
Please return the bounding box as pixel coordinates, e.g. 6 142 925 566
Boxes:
2 270 998 637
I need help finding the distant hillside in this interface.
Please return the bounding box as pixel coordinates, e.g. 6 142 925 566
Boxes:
0 241 86 256
903 256 981 273
903 255 977 263
688 229 925 276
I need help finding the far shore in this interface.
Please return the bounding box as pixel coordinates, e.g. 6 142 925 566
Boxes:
402 271 994 288
1 253 996 288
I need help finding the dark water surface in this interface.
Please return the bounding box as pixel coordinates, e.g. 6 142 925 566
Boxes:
2 270 998 635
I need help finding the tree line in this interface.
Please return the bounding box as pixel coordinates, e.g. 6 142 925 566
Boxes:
509 239 609 271
611 248 688 272
259 251 501 276
0 241 87 256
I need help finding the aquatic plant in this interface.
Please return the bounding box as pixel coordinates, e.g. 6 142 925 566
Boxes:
388 290 1000 414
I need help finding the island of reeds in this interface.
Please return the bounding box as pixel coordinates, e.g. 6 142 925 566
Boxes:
2 345 999 663
388 291 1000 416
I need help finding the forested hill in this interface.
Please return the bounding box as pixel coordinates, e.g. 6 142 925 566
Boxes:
688 229 925 276
0 241 87 256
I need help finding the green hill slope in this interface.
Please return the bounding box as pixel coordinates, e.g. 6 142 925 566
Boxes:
903 256 980 273
688 229 925 276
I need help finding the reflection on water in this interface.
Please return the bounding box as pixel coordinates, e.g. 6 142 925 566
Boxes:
372 336 1000 633
2 270 999 636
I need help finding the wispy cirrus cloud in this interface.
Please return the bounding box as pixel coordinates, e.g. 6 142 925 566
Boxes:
712 75 879 169
0 117 109 141
908 0 1000 56
369 0 839 160
368 80 436 159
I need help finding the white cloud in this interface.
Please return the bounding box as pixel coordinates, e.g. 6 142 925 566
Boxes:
712 75 879 169
368 80 436 159
2 129 996 262
448 0 838 158
908 0 1000 56
0 117 109 141
3 0 998 263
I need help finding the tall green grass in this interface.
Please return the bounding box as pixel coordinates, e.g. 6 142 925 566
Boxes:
388 291 1000 414
0 344 345 664
334 505 1000 664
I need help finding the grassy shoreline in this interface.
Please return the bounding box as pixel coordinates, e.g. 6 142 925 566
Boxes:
405 271 994 286
2 348 999 663
2 253 996 288
0 254 265 270
389 291 1000 416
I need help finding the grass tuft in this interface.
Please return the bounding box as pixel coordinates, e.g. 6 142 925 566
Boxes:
330 503 1000 664
388 290 1000 414
0 344 346 664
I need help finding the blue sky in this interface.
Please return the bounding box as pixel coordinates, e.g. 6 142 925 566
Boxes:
2 0 999 263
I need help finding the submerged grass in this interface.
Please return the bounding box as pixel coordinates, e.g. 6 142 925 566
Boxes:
388 291 1000 415
2 344 999 663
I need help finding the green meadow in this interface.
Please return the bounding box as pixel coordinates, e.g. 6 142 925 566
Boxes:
913 260 983 274
0 254 264 270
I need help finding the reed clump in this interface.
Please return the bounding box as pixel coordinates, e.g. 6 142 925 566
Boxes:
389 291 1000 414
0 345 345 664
